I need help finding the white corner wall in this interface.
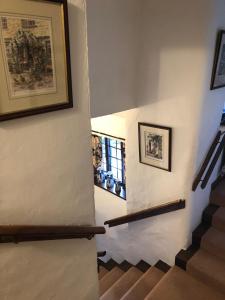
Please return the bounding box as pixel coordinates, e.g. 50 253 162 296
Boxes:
86 0 140 118
93 0 225 266
0 1 99 299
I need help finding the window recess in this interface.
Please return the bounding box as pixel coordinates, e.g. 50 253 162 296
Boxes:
92 131 126 200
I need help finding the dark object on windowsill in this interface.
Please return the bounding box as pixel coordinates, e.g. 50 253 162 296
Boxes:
95 180 126 200
115 181 122 195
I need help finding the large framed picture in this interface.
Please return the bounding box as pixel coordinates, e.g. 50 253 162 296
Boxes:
211 30 225 90
0 0 73 121
138 123 172 172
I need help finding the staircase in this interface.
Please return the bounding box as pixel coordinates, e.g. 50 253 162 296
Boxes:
98 180 225 299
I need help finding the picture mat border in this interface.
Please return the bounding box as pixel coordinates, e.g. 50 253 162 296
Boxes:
138 122 172 172
0 0 73 122
210 30 225 90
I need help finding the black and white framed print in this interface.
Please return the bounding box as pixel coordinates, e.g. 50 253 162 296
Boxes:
211 30 225 90
0 0 73 121
138 123 172 172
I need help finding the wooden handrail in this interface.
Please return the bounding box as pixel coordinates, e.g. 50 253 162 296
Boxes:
104 200 185 228
201 134 225 189
0 225 106 244
192 131 222 191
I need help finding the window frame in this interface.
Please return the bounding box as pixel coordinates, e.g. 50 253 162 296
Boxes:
92 131 126 200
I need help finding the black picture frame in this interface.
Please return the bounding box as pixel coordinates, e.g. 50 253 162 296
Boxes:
211 30 225 90
0 0 73 122
138 123 172 172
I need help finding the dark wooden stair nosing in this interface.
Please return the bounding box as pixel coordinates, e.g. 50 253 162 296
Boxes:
119 260 133 272
175 245 199 270
98 258 118 271
202 204 219 226
136 260 151 273
154 260 171 273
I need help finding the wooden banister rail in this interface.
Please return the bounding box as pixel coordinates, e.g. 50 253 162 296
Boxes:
0 225 106 244
104 200 185 228
201 134 225 189
192 131 222 191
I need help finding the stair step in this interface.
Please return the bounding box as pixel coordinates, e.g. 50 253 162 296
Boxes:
212 207 225 232
99 266 124 296
154 260 170 273
202 204 219 226
99 266 109 280
98 258 118 271
210 181 225 207
119 260 133 272
187 249 225 295
175 245 198 270
136 260 151 273
144 266 224 300
201 227 225 261
121 266 164 300
100 267 143 300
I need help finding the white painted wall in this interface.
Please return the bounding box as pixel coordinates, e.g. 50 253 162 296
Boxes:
92 0 225 266
86 0 140 118
0 1 99 299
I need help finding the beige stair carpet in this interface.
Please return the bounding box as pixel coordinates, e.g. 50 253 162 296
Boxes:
99 267 124 296
100 267 143 300
144 266 224 300
201 227 225 261
99 266 109 280
211 181 225 207
212 207 225 232
187 249 225 295
121 266 164 300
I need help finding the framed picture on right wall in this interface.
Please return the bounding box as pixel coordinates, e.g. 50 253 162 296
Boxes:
211 30 225 90
138 123 172 172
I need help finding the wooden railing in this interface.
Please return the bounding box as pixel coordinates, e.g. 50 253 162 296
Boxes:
104 200 185 228
0 225 106 244
192 131 225 191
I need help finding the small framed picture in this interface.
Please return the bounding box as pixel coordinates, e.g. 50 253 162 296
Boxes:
211 30 225 90
138 123 172 172
0 0 73 121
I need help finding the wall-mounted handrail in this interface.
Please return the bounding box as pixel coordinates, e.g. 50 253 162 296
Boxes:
192 131 222 191
201 134 225 189
0 225 106 244
104 200 185 228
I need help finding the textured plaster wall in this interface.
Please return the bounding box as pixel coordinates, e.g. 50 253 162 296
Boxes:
0 0 99 299
86 0 140 118
93 0 225 266
189 0 225 233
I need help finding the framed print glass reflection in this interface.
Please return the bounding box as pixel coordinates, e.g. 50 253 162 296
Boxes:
138 123 172 172
0 0 73 121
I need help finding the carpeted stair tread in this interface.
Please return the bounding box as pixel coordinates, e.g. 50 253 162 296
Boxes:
99 266 109 280
99 266 124 296
121 266 164 300
100 267 143 300
201 227 225 261
144 266 224 300
211 181 225 206
212 207 225 232
187 249 225 295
